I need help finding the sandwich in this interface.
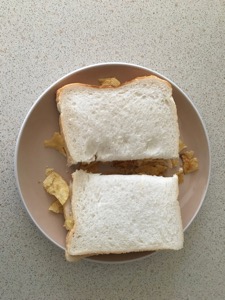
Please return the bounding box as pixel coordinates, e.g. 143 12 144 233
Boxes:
66 170 183 260
52 75 184 260
56 76 179 165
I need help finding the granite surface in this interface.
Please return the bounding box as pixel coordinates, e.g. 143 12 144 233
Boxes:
1 1 225 299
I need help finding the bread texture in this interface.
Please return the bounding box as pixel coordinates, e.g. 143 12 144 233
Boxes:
66 170 183 257
57 76 179 165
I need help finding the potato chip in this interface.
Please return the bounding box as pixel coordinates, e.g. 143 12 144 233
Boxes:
64 218 74 230
98 77 121 87
43 169 69 205
49 200 63 214
181 151 199 174
176 168 184 184
45 168 54 176
135 164 168 176
63 196 74 230
44 132 66 156
171 158 179 167
112 159 169 176
80 161 101 173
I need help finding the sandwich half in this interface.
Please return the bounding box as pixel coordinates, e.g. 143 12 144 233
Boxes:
66 170 183 259
56 76 179 165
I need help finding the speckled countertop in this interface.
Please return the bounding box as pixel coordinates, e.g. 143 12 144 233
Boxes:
1 1 225 299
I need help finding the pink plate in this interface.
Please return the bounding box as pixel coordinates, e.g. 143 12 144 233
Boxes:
15 63 211 263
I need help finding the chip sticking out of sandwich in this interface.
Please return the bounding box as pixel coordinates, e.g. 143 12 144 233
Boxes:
45 75 186 261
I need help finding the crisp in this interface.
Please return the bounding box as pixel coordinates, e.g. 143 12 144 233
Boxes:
44 132 66 156
43 169 69 205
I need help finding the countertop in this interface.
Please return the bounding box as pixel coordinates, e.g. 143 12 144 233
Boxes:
1 1 225 299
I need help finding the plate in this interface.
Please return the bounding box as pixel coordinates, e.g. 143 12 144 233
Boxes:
15 63 211 263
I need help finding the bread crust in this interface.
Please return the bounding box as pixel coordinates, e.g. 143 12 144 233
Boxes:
56 75 172 103
58 116 75 166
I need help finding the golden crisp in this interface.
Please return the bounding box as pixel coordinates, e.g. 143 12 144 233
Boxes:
80 159 170 176
63 197 74 230
181 151 199 174
45 168 54 176
43 169 69 205
64 218 74 230
179 139 187 153
112 159 169 176
49 200 63 214
80 161 101 173
176 168 184 184
135 164 168 176
171 158 180 167
44 132 66 156
98 77 121 87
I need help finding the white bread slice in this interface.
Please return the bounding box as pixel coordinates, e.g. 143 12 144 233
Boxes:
66 170 183 257
57 76 179 165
